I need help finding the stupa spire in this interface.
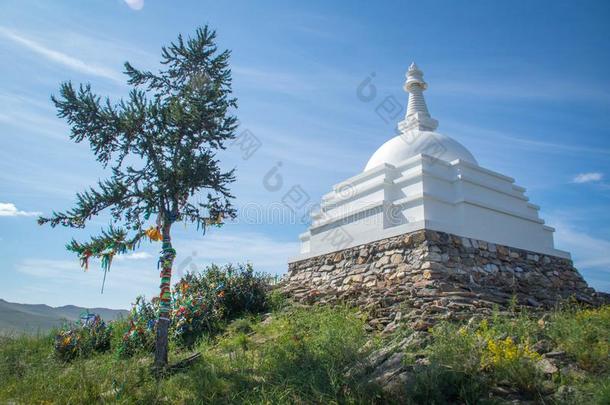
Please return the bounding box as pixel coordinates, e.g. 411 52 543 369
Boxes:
399 62 438 132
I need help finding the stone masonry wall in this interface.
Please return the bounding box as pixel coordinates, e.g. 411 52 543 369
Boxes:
282 230 605 332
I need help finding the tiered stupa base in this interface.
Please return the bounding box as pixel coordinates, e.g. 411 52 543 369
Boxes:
282 230 606 332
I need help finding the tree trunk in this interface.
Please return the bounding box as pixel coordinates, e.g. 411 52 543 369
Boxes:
154 222 175 368
154 317 170 368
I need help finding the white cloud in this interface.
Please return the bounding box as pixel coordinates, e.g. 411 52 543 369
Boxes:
0 27 122 82
0 202 41 217
115 251 153 261
124 0 144 11
572 172 603 184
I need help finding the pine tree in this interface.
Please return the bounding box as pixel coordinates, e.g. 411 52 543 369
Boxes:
38 26 238 368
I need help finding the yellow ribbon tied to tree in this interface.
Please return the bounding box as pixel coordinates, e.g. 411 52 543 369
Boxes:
146 226 162 242
205 213 223 226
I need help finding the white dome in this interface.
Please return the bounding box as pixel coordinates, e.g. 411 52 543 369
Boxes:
364 130 478 172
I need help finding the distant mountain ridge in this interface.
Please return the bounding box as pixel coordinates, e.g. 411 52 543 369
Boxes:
0 299 128 334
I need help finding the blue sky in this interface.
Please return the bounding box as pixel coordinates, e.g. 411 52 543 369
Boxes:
1 0 609 309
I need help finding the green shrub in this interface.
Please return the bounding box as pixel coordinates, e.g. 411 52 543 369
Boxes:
415 305 610 402
547 305 610 372
267 288 288 311
476 317 543 394
54 329 79 361
54 313 111 361
426 322 483 375
421 312 546 401
228 317 255 335
118 263 272 354
117 296 157 358
172 263 270 346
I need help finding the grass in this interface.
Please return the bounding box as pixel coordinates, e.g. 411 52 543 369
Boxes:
0 306 378 404
398 305 610 404
547 305 610 372
0 303 608 404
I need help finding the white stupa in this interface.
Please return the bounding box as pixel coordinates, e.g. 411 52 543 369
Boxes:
293 63 569 261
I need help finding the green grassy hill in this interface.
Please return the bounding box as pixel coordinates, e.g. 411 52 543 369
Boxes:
0 299 128 334
1 302 608 404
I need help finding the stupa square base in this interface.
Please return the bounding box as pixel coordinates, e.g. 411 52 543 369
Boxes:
282 229 605 331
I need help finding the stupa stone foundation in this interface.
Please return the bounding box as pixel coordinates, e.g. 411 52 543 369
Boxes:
283 229 604 332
